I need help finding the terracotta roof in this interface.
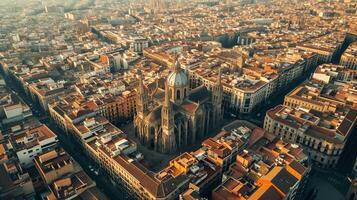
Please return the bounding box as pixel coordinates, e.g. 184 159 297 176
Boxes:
248 128 265 147
249 184 282 200
337 108 357 137
270 167 298 195
100 146 188 198
203 138 231 158
180 100 199 115
288 160 306 175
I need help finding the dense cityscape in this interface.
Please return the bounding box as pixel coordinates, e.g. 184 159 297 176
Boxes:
0 0 357 200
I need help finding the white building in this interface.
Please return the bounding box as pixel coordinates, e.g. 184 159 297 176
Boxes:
10 125 58 168
131 37 149 53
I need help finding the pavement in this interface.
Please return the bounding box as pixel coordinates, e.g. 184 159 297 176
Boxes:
304 168 350 200
336 121 357 175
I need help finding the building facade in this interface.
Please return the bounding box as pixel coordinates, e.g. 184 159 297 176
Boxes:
264 105 357 168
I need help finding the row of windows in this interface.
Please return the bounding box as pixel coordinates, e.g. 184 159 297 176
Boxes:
285 100 323 111
22 148 40 155
98 151 153 199
309 151 337 167
266 120 342 156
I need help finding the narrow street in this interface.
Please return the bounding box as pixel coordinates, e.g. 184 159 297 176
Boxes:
48 121 135 200
1 72 134 200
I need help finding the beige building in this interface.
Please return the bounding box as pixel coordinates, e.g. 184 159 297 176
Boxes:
28 78 68 111
312 64 356 84
10 124 58 168
340 41 357 70
87 133 189 200
34 148 106 200
34 148 80 184
212 137 309 200
72 115 188 200
264 105 357 168
284 81 346 113
48 92 98 133
297 32 345 64
0 159 35 199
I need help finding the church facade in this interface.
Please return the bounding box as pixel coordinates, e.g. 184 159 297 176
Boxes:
134 57 223 154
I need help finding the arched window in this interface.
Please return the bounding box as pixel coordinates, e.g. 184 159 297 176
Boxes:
177 90 181 100
310 139 315 148
317 142 322 151
184 88 187 98
296 135 301 143
325 144 329 153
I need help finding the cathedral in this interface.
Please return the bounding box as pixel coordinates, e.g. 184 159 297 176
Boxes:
134 57 223 154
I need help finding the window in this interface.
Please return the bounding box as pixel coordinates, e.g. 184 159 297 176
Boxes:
177 90 180 100
324 145 329 153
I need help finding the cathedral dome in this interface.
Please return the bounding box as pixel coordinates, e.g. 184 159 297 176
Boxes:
167 59 188 88
167 70 188 87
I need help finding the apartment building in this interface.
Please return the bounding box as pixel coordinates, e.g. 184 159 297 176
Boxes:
96 90 137 123
71 117 184 200
0 158 35 199
0 87 33 125
28 78 68 111
188 64 279 114
34 148 80 184
88 132 188 200
264 105 357 168
212 138 309 200
72 116 125 161
48 92 98 133
10 124 58 168
340 41 357 70
34 148 107 200
284 80 352 113
312 64 356 84
297 32 345 64
159 152 221 197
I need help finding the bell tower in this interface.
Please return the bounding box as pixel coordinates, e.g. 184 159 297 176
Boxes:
161 81 176 153
212 67 223 128
136 71 149 119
